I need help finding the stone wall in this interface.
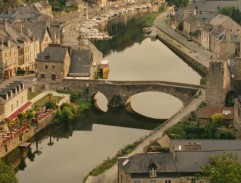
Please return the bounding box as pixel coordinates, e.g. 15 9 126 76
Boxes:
206 62 224 107
234 58 241 98
234 99 241 129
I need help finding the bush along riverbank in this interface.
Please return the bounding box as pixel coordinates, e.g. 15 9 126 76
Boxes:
54 92 92 124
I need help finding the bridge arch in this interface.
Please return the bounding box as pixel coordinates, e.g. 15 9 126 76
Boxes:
88 81 202 107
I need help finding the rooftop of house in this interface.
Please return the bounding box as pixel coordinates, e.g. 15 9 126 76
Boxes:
120 139 241 174
68 46 93 77
210 14 230 26
36 45 69 62
184 16 204 24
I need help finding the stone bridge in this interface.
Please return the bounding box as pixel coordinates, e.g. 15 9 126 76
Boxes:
61 79 203 107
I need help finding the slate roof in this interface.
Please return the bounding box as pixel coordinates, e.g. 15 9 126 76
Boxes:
170 139 241 151
36 46 68 62
120 140 241 174
69 46 92 76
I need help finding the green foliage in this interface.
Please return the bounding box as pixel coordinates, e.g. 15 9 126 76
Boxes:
49 0 78 12
218 131 236 139
202 121 218 139
177 21 183 31
27 92 40 100
198 153 241 183
219 6 241 25
26 110 34 121
198 101 207 109
45 101 56 110
17 112 26 124
0 159 18 183
190 30 201 38
60 103 77 114
165 126 186 139
211 113 224 125
166 0 189 8
16 68 25 75
70 93 80 103
55 106 74 123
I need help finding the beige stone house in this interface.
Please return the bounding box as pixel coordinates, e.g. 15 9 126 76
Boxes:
35 45 70 82
0 31 19 80
0 82 29 122
200 14 241 58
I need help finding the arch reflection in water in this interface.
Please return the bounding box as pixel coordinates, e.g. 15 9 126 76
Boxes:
130 92 183 119
93 92 108 112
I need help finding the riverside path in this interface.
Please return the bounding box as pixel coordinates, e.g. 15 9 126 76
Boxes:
86 89 205 183
153 7 216 68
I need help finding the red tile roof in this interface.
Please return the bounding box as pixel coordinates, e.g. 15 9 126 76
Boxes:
7 101 32 121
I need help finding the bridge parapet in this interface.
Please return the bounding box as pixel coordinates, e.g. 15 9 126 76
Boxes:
61 79 203 107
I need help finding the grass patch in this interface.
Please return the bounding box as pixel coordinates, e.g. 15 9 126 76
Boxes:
83 141 140 182
28 92 40 100
33 95 63 109
142 6 167 27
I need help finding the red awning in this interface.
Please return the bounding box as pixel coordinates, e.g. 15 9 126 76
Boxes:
7 101 32 121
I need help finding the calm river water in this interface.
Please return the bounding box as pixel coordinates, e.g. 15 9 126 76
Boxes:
4 13 201 183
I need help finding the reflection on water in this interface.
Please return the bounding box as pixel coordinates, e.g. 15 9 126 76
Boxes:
94 92 108 112
5 109 159 183
131 92 183 119
93 14 201 118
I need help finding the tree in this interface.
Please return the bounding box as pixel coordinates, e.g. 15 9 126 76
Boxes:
199 153 241 183
47 93 53 103
0 159 18 183
166 0 189 8
211 113 224 125
17 112 26 126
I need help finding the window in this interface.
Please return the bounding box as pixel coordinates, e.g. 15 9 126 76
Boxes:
149 167 157 178
40 74 45 78
16 100 18 107
191 179 196 183
45 65 48 69
52 74 56 81
165 181 171 183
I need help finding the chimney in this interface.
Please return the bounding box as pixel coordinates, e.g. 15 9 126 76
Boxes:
172 145 182 159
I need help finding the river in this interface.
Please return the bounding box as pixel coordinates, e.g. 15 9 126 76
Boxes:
4 13 201 183
94 13 201 119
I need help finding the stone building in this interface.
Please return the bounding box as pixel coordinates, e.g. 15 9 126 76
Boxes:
200 14 241 59
35 45 71 82
233 58 241 99
206 62 224 107
118 139 241 183
0 82 29 122
0 32 19 79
